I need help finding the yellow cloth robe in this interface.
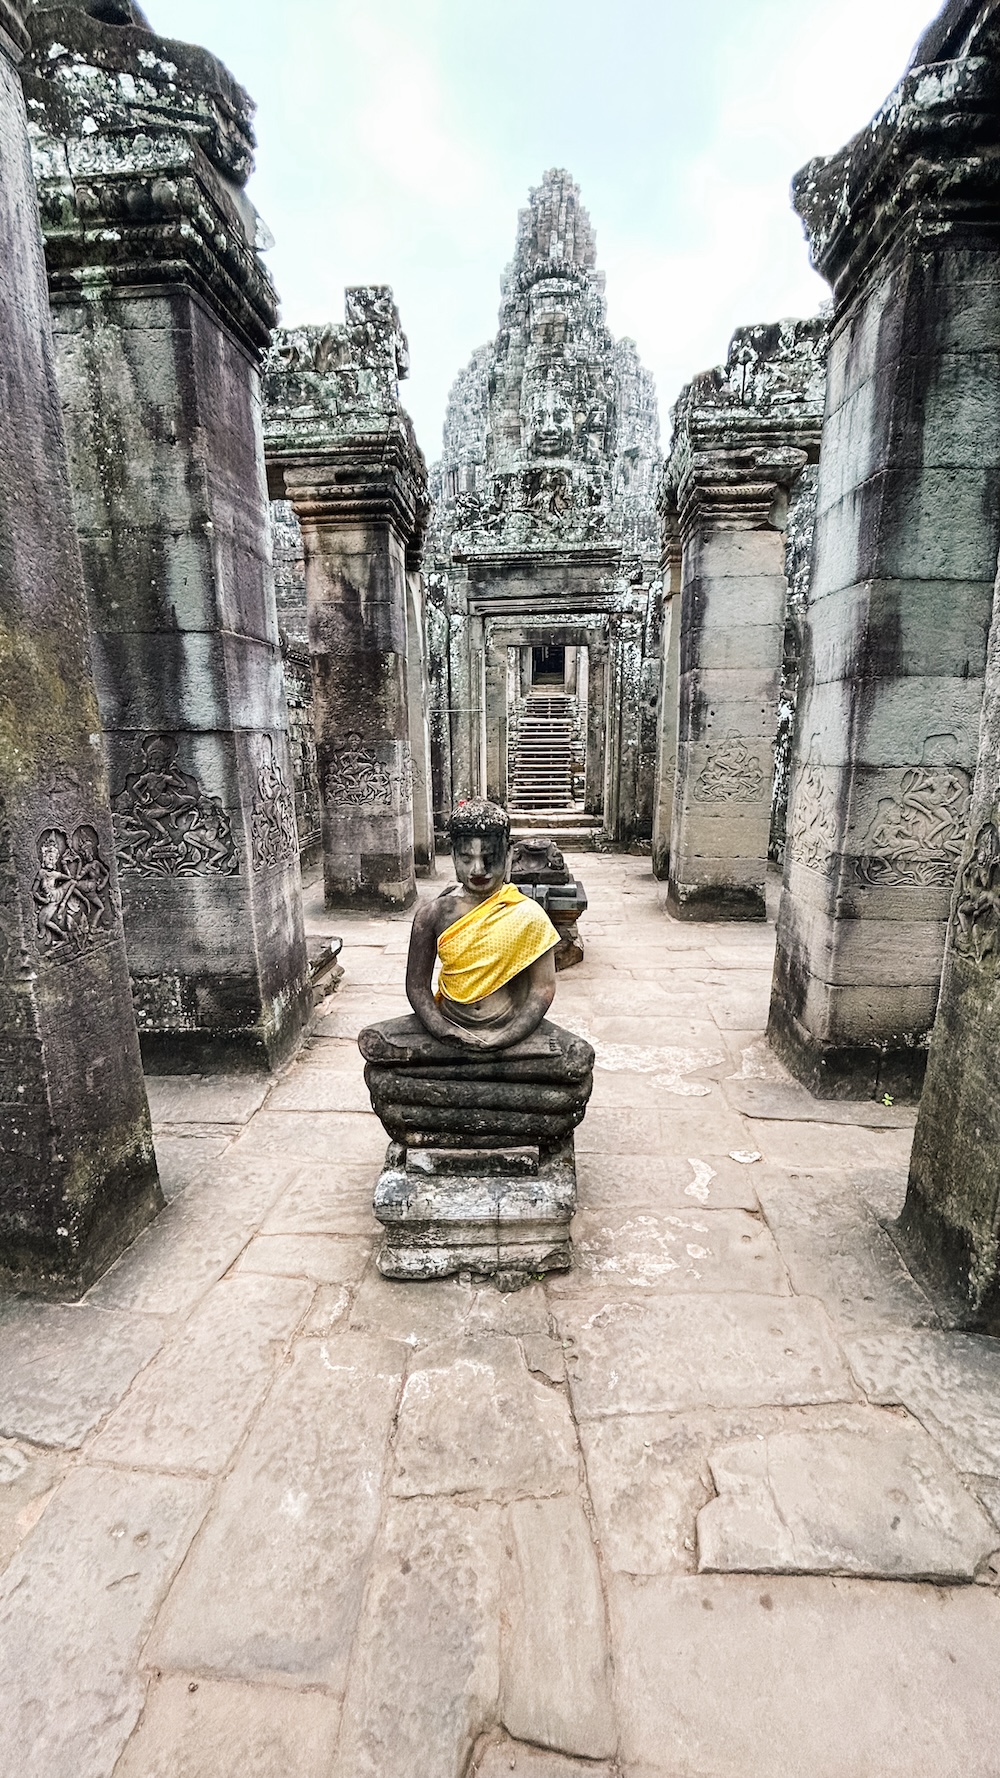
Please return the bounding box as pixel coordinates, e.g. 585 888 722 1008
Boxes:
436 883 559 1005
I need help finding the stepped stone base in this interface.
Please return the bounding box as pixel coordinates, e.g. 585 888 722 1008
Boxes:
373 1140 577 1281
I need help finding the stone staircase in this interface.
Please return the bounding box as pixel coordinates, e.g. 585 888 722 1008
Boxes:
508 694 576 812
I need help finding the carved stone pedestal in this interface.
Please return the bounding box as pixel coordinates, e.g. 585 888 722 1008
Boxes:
359 1015 594 1283
373 1141 577 1281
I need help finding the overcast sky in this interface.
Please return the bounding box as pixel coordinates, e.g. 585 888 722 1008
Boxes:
148 0 937 454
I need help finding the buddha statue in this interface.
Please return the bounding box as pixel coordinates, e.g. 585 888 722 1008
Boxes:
359 798 594 1281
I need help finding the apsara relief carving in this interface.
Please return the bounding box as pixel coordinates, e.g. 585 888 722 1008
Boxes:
693 734 767 804
953 818 1000 964
854 751 970 888
250 736 297 869
32 823 113 957
112 734 239 877
326 735 412 810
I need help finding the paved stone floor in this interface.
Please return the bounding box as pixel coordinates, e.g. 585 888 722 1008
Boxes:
4 855 1000 1777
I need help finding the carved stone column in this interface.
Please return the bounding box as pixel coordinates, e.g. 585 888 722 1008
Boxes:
24 5 311 1072
265 293 429 911
652 492 682 880
665 322 825 920
768 33 1000 1097
405 568 437 876
901 567 1000 1316
0 0 160 1293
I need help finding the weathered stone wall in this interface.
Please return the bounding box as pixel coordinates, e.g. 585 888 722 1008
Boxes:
24 3 312 1072
0 0 160 1293
280 638 322 871
663 318 826 918
272 499 308 645
264 289 431 908
767 21 1000 1096
428 169 661 836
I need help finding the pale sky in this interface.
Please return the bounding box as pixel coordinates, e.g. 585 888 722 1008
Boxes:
148 0 938 454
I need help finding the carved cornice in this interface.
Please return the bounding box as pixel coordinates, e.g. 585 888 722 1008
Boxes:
793 52 1000 307
273 430 430 553
670 433 811 542
23 9 276 354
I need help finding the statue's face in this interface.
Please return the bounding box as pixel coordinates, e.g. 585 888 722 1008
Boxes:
452 832 509 898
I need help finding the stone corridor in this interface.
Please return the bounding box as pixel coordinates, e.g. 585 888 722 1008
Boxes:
3 856 1000 1777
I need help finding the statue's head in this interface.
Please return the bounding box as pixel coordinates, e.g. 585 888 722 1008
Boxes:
447 798 510 898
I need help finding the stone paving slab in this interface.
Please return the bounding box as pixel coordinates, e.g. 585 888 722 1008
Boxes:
609 1572 1000 1777
234 1232 372 1285
147 1335 404 1692
501 1494 616 1758
226 1109 387 1166
580 1404 888 1577
145 1076 270 1126
472 1741 615 1778
391 1335 579 1500
846 1330 1000 1476
0 1302 164 1448
550 1207 788 1296
0 1439 69 1573
577 1105 750 1155
113 1674 341 1778
0 1466 210 1778
259 1162 377 1236
332 1497 502 1778
153 1134 235 1203
698 1421 997 1580
558 1293 852 1418
265 1068 373 1114
576 1151 760 1211
755 1172 937 1332
85 1159 301 1317
725 1079 918 1127
89 1274 311 1476
743 1117 915 1171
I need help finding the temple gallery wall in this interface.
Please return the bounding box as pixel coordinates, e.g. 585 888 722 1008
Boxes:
0 0 998 1322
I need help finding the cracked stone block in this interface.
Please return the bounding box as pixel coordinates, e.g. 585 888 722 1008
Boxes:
349 1270 473 1344
846 1331 1000 1475
756 1174 937 1331
147 1336 403 1691
89 1274 311 1476
114 1675 340 1778
0 1466 210 1778
0 1303 164 1448
0 1440 69 1574
392 1336 579 1499
610 1573 1000 1777
333 1498 501 1778
698 1422 996 1580
234 1233 372 1284
550 1207 788 1295
472 1741 615 1778
558 1294 851 1418
86 1158 302 1316
501 1496 617 1759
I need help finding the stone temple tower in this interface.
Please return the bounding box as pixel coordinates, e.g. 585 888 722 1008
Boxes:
431 168 659 559
428 170 662 840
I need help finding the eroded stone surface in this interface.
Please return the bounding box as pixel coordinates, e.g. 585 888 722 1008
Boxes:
559 1293 852 1418
114 1675 341 1778
392 1337 578 1499
846 1331 1000 1476
610 1573 1000 1777
473 1740 614 1778
698 1421 996 1579
235 1233 371 1284
756 1173 936 1331
501 1496 617 1759
146 1078 270 1127
333 1498 501 1778
0 1303 163 1448
576 1151 760 1210
551 1206 787 1295
90 1274 311 1476
0 1467 210 1778
152 1136 235 1204
147 1337 403 1691
0 1441 69 1574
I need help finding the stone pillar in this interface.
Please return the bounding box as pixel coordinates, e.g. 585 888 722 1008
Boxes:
585 639 609 818
484 640 509 807
406 568 436 876
666 322 825 920
25 7 311 1072
264 293 429 911
768 42 1000 1097
0 0 160 1294
424 576 453 835
520 648 533 698
652 495 682 879
901 564 1000 1316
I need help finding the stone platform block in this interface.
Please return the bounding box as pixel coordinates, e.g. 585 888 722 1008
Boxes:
373 1140 577 1281
114 1674 341 1778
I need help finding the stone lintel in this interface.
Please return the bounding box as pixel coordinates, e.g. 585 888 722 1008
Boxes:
274 432 428 551
793 52 1000 306
24 11 276 355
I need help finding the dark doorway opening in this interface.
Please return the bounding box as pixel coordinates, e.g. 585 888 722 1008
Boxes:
532 644 565 686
